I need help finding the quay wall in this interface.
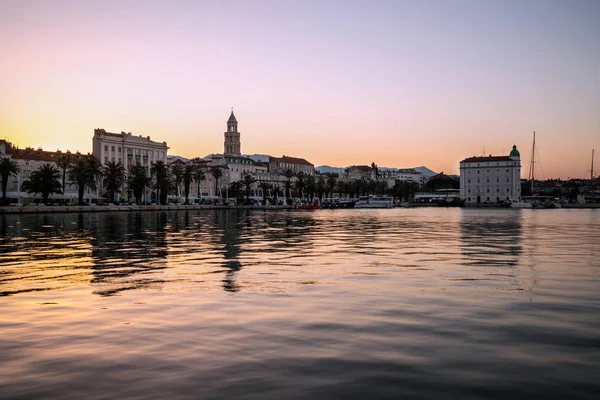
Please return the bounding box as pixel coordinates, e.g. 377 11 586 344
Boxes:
0 204 294 214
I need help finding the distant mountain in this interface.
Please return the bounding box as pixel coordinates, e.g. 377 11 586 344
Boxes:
246 154 271 163
413 166 437 178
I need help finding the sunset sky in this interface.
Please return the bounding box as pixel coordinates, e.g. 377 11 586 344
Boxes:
1 0 598 178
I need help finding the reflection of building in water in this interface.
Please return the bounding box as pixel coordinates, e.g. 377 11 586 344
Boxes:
88 212 169 296
460 212 522 269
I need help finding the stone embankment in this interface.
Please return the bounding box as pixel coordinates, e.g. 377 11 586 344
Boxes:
0 204 295 214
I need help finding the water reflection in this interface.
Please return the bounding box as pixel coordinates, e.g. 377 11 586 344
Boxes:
89 212 169 296
460 210 522 268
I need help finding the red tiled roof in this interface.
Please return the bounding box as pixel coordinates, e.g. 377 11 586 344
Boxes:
347 165 373 172
461 156 512 163
275 155 314 166
11 148 90 162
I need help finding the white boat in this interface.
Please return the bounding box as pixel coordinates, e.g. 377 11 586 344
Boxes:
354 196 394 209
510 200 532 209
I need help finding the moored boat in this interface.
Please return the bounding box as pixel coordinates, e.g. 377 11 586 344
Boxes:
355 196 394 209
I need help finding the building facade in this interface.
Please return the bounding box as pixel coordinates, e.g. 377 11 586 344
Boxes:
459 145 522 204
0 139 89 204
92 129 168 170
269 155 314 175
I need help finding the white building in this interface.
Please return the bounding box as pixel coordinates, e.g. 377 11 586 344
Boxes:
459 145 522 204
92 129 168 170
0 139 89 204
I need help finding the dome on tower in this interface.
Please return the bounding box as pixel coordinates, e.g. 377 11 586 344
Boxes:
509 145 520 157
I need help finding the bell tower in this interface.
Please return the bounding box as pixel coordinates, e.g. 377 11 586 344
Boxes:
224 110 241 156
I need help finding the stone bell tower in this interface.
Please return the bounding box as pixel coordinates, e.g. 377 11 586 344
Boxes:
224 110 241 156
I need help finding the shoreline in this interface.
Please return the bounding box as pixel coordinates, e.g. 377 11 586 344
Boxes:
1 203 599 214
0 204 295 214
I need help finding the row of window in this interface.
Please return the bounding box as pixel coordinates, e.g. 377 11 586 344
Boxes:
467 169 512 175
467 187 521 194
468 178 512 183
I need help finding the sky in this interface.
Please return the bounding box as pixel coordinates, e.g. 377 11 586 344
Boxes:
1 0 598 179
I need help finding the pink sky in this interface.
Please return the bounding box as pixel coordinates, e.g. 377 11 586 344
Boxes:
1 0 598 179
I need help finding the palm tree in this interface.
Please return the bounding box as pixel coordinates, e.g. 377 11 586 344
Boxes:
55 152 72 198
0 157 19 205
242 174 257 202
316 175 325 202
325 173 338 200
103 161 126 203
283 169 294 202
151 160 168 204
229 181 243 204
21 163 62 203
182 164 196 204
306 175 316 202
171 163 184 200
210 166 223 198
127 164 151 204
258 181 272 205
371 162 379 180
68 157 102 205
194 166 206 199
295 172 306 200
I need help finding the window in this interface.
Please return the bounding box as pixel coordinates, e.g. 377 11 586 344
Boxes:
506 188 510 192
496 178 499 182
486 178 489 183
105 145 108 151
111 146 115 152
506 169 509 173
118 147 121 153
468 179 471 184
477 170 480 174
496 188 500 193
487 188 490 193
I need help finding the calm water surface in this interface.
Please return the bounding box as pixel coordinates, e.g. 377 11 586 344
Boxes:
1 209 599 399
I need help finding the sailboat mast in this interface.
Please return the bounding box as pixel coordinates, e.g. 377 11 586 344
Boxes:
531 131 535 194
592 149 595 180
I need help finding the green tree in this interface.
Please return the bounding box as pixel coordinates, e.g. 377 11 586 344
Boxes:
127 164 151 204
0 157 20 205
182 164 196 204
229 180 243 203
210 166 223 198
194 166 206 199
371 162 379 180
283 169 295 202
21 163 62 203
171 163 184 200
306 174 316 201
242 174 257 202
325 173 338 200
68 157 102 205
316 175 325 202
258 181 272 205
103 161 126 203
55 152 72 199
295 171 306 199
151 160 169 204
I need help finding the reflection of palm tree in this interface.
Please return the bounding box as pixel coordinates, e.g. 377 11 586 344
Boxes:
0 157 19 205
